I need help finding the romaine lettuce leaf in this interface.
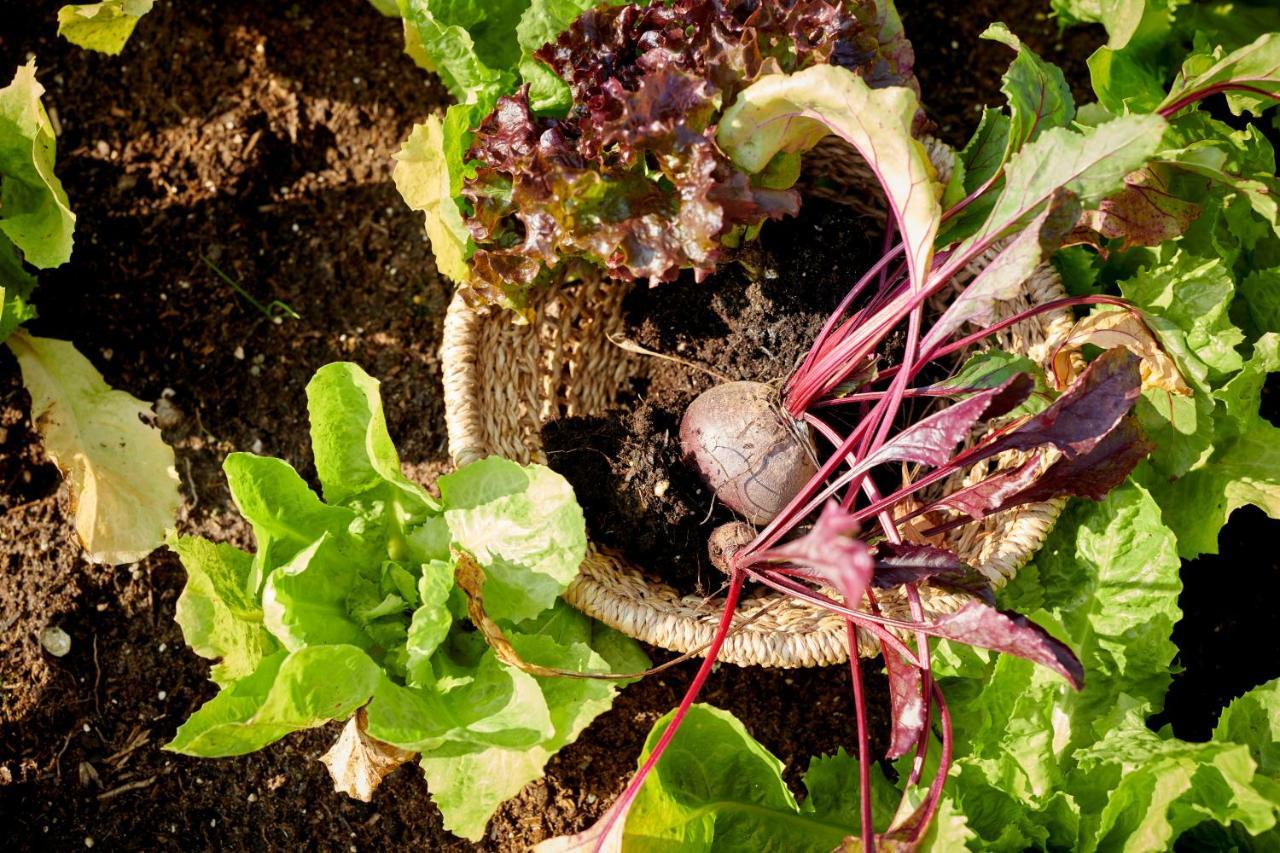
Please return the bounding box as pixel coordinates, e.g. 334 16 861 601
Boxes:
169 362 645 840
57 1 154 55
7 332 180 565
0 61 75 271
172 536 278 686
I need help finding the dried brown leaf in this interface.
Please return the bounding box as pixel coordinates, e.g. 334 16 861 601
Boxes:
1052 310 1191 395
320 708 415 803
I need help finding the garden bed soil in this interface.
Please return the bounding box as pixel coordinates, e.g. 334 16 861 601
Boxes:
1 0 1277 851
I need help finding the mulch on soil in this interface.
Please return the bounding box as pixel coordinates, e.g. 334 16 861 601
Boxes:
1 0 1275 850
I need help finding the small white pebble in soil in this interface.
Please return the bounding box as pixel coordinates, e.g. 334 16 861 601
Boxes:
82 724 90 733
40 626 71 657
251 438 264 454
158 642 167 652
291 223 301 233
234 345 245 360
585 793 598 805
101 348 113 361
249 365 262 377
247 793 257 803
653 479 670 498
158 691 167 701
84 837 94 848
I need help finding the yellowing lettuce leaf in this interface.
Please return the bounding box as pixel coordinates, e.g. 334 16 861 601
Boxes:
7 331 179 565
394 114 472 285
57 0 155 55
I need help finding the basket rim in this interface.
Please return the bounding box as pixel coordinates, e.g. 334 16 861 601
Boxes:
439 141 1072 668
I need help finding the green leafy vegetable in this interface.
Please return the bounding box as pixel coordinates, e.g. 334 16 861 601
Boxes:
0 61 75 274
621 704 858 852
57 0 155 55
168 362 644 841
936 484 1280 851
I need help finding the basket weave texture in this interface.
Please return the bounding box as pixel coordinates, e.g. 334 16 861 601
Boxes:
441 138 1075 667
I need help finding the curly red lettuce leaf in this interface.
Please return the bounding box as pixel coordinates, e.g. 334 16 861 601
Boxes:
455 0 918 310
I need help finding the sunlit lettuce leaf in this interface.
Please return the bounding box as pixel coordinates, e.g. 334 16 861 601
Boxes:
1145 334 1280 557
1073 720 1278 850
57 0 154 55
438 455 586 624
419 607 647 841
395 0 526 109
404 560 454 685
167 646 381 756
7 332 179 564
1214 677 1280 782
222 451 369 593
394 112 474 287
0 61 75 270
624 704 845 851
171 536 279 686
1117 252 1243 477
261 534 374 652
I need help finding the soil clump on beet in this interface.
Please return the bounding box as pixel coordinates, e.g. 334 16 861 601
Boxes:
542 199 881 594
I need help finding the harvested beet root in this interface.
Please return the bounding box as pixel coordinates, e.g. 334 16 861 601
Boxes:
681 380 817 524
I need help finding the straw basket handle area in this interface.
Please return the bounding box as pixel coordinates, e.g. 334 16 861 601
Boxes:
440 139 1075 668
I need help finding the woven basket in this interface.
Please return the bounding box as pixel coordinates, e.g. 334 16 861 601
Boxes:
441 137 1075 668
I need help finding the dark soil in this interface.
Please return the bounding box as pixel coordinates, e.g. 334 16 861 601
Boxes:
543 200 879 595
1 0 1272 851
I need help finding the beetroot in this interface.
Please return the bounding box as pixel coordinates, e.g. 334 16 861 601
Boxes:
679 380 818 524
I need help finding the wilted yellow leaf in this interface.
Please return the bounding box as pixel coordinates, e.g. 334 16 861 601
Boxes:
7 331 179 564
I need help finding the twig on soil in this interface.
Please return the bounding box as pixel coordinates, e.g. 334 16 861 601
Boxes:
2 496 48 518
105 727 151 769
184 456 198 508
607 332 732 383
96 776 156 801
92 634 102 718
52 729 76 781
